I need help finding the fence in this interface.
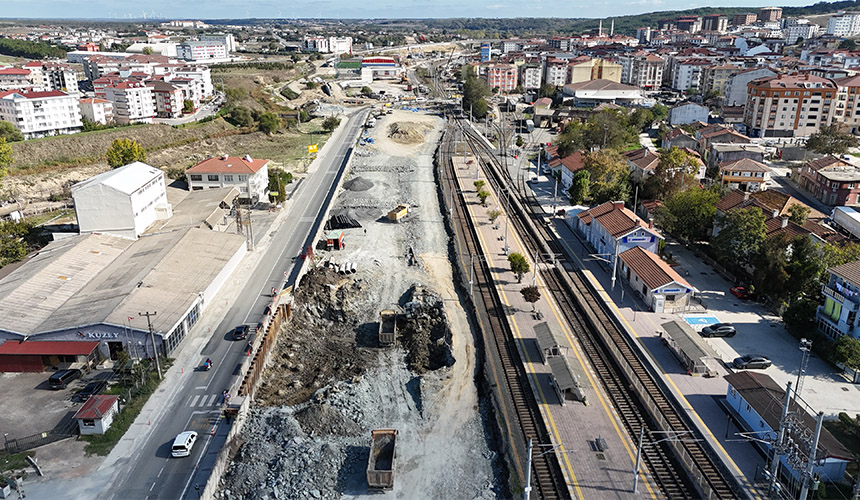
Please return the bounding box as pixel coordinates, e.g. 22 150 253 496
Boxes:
4 412 78 454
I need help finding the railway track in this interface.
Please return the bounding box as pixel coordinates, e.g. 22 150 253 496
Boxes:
460 123 739 500
439 124 569 500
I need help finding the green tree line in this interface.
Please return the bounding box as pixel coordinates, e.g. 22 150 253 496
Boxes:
0 37 66 59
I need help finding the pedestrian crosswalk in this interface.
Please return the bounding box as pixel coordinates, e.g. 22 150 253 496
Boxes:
187 393 221 408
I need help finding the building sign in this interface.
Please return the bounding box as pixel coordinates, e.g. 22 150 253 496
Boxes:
78 331 120 339
663 288 682 293
625 236 653 243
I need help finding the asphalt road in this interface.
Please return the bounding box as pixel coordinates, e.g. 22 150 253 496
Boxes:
102 108 369 500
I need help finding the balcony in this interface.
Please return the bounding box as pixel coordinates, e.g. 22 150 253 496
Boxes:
823 284 860 310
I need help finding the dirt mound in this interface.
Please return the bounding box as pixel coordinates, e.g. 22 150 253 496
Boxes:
295 402 362 436
388 122 431 145
400 285 455 374
342 176 374 192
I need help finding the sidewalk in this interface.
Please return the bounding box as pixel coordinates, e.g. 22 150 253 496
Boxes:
453 154 659 500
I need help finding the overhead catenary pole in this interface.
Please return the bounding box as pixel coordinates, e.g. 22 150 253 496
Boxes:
768 381 793 495
523 438 533 500
799 412 825 500
139 311 163 380
633 427 645 493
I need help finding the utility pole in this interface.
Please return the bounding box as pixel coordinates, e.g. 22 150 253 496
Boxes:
795 338 813 403
633 427 645 493
139 311 163 380
524 438 533 500
245 175 255 250
799 412 825 500
768 381 793 496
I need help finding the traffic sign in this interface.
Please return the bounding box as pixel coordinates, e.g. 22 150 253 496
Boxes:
308 144 318 153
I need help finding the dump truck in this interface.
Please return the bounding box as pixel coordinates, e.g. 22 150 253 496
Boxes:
367 429 398 490
387 204 409 222
378 310 396 346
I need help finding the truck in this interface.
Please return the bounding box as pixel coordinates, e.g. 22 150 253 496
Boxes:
366 117 376 128
831 206 860 239
378 310 396 346
525 119 535 133
367 429 398 490
387 204 409 222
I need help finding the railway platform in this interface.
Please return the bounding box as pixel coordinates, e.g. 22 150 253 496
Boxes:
451 154 662 500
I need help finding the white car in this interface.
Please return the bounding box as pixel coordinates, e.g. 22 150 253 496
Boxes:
171 431 198 458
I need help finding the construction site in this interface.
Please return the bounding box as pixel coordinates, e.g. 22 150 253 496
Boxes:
219 108 501 499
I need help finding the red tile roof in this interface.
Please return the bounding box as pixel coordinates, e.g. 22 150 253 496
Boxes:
719 158 770 173
577 200 617 224
624 148 659 171
0 340 99 356
0 68 30 75
619 246 692 290
74 395 119 420
597 208 651 237
188 155 269 175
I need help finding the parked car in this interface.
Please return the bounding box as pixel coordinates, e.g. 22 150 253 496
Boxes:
232 325 250 341
48 369 82 390
730 286 754 300
700 323 736 338
73 379 108 402
733 354 772 370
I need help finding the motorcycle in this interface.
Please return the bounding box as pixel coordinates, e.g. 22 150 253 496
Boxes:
202 359 212 371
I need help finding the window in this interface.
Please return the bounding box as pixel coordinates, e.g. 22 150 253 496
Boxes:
207 174 219 181
190 174 202 182
238 175 247 181
223 174 234 182
642 285 647 295
665 294 676 301
746 403 751 412
82 419 96 427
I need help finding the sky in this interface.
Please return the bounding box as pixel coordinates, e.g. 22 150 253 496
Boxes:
0 0 825 20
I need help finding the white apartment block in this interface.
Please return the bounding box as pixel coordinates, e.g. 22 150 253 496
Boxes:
827 13 860 37
177 41 228 62
79 98 113 125
103 82 155 124
520 65 542 90
147 81 183 118
0 68 32 90
0 89 82 140
671 60 709 91
169 66 213 99
71 162 167 240
724 68 777 106
544 60 568 87
186 155 270 203
618 52 664 90
786 21 819 45
302 36 353 55
199 34 236 52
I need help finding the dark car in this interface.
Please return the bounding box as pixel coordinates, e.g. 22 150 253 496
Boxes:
232 325 250 340
700 323 736 338
48 369 82 390
73 379 108 402
733 354 772 370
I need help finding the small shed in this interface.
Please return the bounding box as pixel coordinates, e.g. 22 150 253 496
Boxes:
534 322 568 365
0 340 99 372
326 230 345 250
74 395 120 435
548 356 584 406
660 321 719 376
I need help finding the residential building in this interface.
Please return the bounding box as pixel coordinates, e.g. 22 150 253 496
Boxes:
561 79 645 106
549 150 586 191
169 65 214 100
485 64 518 92
79 97 113 125
724 372 853 486
41 62 79 95
835 75 860 132
618 247 696 313
574 201 664 288
624 148 660 183
758 7 782 22
543 58 568 87
827 13 860 37
732 13 758 26
199 33 236 53
709 143 765 169
0 68 31 90
701 15 729 33
177 41 227 62
520 64 542 90
696 124 751 158
618 51 664 90
71 162 168 240
636 27 652 45
819 258 860 337
676 16 703 33
0 89 82 140
147 80 183 118
785 20 819 45
662 127 699 150
668 102 709 125
670 59 711 91
744 73 837 138
719 158 771 191
186 155 270 203
480 43 491 63
702 64 741 97
724 68 776 106
797 155 860 206
568 58 622 84
103 82 155 124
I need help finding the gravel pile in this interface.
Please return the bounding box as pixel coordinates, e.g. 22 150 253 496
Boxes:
343 176 374 192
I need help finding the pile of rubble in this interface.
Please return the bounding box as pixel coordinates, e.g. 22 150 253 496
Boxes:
400 285 454 374
388 122 431 144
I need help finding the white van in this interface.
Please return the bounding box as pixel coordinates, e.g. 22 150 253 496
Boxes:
171 431 198 458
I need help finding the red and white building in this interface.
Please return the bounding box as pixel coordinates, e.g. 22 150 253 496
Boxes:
186 155 270 203
147 80 183 118
485 64 518 93
177 41 227 62
0 67 31 90
79 97 114 125
102 82 155 124
0 89 82 139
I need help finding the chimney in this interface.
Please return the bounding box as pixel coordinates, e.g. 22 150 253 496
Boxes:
221 155 228 160
781 216 789 228
649 218 654 229
244 154 253 162
612 200 625 210
743 191 750 201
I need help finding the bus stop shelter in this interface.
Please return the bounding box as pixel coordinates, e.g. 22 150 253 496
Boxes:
534 322 568 365
660 320 719 376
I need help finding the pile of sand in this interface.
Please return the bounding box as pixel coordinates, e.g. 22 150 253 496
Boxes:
388 122 431 145
343 176 374 191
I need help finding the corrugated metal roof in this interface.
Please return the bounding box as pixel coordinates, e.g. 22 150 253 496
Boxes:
549 356 578 392
0 340 99 355
74 395 119 420
534 322 560 352
70 162 163 197
661 321 715 361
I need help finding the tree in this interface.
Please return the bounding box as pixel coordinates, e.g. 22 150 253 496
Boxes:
106 138 145 168
182 100 194 114
508 252 530 283
258 112 281 134
788 204 811 225
644 147 699 200
751 233 791 304
568 170 590 205
538 83 557 99
584 110 636 151
487 208 501 224
0 136 12 171
0 121 23 142
268 168 293 203
477 189 490 206
520 285 541 311
655 187 720 243
322 116 341 132
805 124 859 155
583 149 629 204
227 106 255 128
360 86 373 96
142 46 154 55
835 336 860 370
515 135 524 148
306 81 318 90
712 207 767 268
461 64 490 120
473 180 485 191
840 39 857 51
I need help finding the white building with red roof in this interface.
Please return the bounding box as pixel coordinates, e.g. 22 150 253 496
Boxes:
79 97 113 125
0 67 31 90
186 155 270 203
0 88 82 139
103 81 155 124
618 246 696 312
74 395 120 435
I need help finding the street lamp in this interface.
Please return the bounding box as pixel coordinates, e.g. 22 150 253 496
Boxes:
524 438 578 500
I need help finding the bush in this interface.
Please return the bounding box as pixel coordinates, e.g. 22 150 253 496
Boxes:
280 87 299 100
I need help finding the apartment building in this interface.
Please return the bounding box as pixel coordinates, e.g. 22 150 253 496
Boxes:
543 58 569 87
199 33 236 53
702 63 741 97
724 68 777 106
568 58 622 84
82 54 171 80
102 82 155 124
817 260 860 340
785 20 819 45
671 59 711 91
41 62 79 94
177 41 227 62
519 64 542 90
186 155 270 203
719 158 772 191
301 36 352 55
827 13 860 37
485 64 518 92
0 89 82 139
732 13 758 26
701 15 729 33
798 155 860 206
147 81 183 118
79 98 113 125
744 74 837 138
0 68 31 90
618 51 664 90
758 7 782 22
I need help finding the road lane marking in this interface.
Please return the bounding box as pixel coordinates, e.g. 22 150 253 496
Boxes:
206 394 218 406
189 395 200 407
150 482 156 491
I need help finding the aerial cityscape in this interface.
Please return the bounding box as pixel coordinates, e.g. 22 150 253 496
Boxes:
3 2 860 500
